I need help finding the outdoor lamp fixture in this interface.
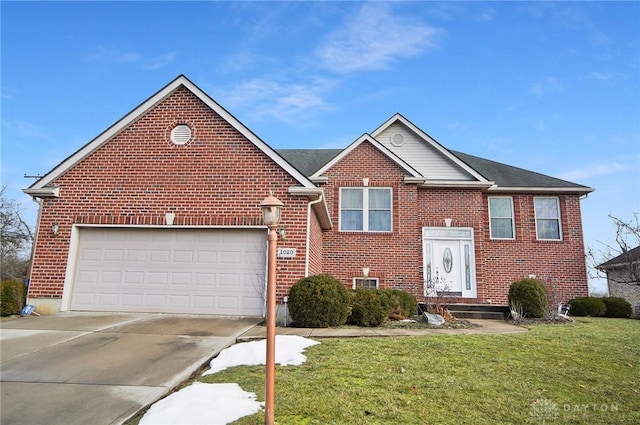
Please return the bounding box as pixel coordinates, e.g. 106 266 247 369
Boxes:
260 193 283 425
51 223 59 236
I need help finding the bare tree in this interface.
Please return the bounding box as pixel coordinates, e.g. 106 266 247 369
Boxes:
1 186 34 282
588 213 640 286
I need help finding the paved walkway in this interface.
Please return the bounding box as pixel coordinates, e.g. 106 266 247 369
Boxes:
237 319 527 341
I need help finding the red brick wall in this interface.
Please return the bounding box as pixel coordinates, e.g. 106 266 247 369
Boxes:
318 141 589 305
478 193 589 305
28 86 312 302
319 141 424 295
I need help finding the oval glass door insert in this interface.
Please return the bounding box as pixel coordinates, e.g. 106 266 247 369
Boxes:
443 248 453 273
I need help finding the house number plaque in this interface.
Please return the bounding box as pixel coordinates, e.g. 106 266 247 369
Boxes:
277 248 296 258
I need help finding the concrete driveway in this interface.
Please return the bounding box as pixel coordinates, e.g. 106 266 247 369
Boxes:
0 313 260 425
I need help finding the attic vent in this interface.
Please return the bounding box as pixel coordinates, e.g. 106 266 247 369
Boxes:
171 124 192 145
391 133 405 147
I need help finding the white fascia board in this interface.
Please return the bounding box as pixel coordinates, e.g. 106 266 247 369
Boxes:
27 75 317 192
311 133 423 179
487 186 595 194
371 113 490 184
419 181 495 189
22 186 60 198
310 176 328 183
404 176 427 184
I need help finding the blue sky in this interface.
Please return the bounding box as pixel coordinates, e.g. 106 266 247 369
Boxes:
2 1 639 293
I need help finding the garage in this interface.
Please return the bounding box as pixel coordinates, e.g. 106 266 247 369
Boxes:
69 227 267 316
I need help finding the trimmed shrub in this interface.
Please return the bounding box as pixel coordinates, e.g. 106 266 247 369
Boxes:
600 297 632 318
288 274 351 328
508 278 548 318
1 280 27 316
568 297 606 317
381 289 418 319
348 288 394 327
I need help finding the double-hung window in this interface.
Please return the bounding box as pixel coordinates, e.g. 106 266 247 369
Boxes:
340 187 392 232
488 197 515 239
534 197 562 240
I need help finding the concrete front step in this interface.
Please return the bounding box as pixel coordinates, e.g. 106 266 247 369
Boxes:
449 310 506 320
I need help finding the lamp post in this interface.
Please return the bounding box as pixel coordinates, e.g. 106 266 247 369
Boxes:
260 193 283 425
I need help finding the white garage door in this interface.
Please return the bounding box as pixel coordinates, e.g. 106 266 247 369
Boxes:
70 227 266 316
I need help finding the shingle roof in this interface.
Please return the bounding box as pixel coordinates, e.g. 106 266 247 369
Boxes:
277 148 592 193
450 150 592 190
597 246 640 270
277 149 342 177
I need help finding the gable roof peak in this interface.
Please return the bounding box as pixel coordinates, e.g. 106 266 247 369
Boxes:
24 75 318 195
310 133 423 180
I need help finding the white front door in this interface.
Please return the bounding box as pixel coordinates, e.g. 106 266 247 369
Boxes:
431 240 462 294
423 227 476 298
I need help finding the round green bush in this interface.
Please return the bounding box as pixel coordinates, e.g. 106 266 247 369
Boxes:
1 280 27 316
568 297 606 317
508 278 548 318
600 297 632 318
287 274 351 328
348 288 394 327
381 289 418 319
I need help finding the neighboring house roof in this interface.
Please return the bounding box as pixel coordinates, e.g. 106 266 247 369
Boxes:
597 246 640 270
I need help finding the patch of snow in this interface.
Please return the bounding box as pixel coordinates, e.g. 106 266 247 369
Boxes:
141 335 320 425
139 382 261 425
203 335 320 375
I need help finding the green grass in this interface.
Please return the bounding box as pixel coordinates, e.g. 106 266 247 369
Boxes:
199 318 640 425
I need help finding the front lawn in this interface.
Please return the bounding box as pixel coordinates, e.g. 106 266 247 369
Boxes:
202 318 639 424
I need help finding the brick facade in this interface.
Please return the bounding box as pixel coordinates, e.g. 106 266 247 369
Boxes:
28 86 312 303
318 142 589 305
26 77 591 314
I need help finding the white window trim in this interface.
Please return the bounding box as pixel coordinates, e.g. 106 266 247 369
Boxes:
534 196 563 241
488 196 515 240
339 187 393 232
352 277 380 289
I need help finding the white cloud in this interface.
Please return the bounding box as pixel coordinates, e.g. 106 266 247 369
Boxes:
141 52 178 70
87 46 176 70
529 76 562 97
315 3 441 74
556 161 627 181
218 77 336 126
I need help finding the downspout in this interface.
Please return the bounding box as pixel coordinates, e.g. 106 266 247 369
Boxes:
26 196 43 304
305 194 324 277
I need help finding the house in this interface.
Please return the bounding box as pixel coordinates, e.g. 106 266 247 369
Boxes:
597 246 640 317
24 75 593 317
